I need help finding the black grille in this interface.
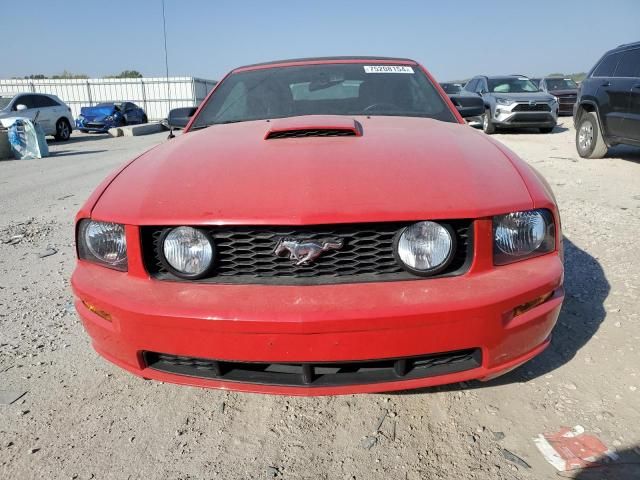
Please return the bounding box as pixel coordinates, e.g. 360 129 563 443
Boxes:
557 95 577 104
512 103 551 112
143 349 482 387
511 113 552 123
141 221 473 285
266 128 357 139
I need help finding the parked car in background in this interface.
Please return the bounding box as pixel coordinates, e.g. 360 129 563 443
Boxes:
72 56 562 395
532 77 579 116
76 102 147 133
574 41 640 158
439 82 464 94
439 82 485 119
464 75 558 134
0 92 73 141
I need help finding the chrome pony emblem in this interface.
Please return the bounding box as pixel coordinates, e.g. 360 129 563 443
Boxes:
274 238 344 265
529 100 537 106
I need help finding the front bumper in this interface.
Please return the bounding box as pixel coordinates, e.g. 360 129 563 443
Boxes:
558 102 576 116
75 120 112 132
71 245 564 395
493 104 558 128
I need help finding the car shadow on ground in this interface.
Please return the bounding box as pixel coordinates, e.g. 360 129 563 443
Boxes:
468 123 569 134
498 125 569 135
47 133 111 145
392 237 609 394
572 446 640 480
49 149 108 157
608 145 640 163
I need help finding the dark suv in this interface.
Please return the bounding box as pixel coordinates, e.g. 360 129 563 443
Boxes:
532 77 579 116
574 41 640 158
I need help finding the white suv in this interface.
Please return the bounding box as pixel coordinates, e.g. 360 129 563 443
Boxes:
0 92 74 141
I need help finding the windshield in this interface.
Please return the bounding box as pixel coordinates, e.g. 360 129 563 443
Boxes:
0 97 12 109
440 83 463 94
488 77 539 93
545 78 578 90
192 63 457 128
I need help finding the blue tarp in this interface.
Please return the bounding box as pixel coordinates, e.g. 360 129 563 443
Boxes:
7 118 49 159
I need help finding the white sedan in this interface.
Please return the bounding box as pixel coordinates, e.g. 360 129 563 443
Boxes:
0 92 74 141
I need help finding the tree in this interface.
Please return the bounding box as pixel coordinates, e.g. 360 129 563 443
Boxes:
51 70 89 79
107 70 143 79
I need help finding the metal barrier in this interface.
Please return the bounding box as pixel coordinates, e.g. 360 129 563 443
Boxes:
0 77 217 121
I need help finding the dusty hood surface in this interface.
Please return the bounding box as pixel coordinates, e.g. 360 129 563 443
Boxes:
92 116 534 225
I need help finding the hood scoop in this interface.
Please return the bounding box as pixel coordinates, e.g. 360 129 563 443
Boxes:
265 115 362 140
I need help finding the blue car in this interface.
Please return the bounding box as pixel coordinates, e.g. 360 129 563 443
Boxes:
76 102 148 133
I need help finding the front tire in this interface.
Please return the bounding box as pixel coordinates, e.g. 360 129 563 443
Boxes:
54 118 71 141
142 114 148 124
576 111 608 159
482 108 496 134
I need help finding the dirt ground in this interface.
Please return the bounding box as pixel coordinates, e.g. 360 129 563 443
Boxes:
1 121 639 480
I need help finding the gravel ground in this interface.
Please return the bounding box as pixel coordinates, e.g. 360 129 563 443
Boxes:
1 123 639 480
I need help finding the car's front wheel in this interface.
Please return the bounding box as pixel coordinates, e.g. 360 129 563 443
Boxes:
142 114 148 124
482 108 496 134
54 118 71 141
576 111 608 159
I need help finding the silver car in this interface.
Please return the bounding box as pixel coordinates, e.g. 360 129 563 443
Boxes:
0 92 74 141
463 76 558 134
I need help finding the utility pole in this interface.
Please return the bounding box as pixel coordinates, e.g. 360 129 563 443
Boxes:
162 0 170 113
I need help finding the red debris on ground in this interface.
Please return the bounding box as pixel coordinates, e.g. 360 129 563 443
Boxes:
534 425 618 471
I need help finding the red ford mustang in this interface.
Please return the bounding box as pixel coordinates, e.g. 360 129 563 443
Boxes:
72 57 564 395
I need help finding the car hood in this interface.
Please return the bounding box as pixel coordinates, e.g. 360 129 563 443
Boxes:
80 105 116 120
548 89 578 96
491 92 555 102
92 115 534 225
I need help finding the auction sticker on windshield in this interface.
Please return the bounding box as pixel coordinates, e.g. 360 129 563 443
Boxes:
363 65 414 74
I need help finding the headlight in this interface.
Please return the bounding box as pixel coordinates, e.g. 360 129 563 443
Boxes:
395 221 454 275
161 226 214 278
105 115 114 121
552 97 559 104
493 209 555 265
496 98 513 106
77 115 84 121
77 220 127 271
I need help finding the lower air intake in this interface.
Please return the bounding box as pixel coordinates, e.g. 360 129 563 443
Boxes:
143 349 482 387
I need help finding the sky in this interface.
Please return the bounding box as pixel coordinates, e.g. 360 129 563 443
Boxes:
1 0 638 82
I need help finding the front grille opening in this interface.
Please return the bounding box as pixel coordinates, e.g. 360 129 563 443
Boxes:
143 349 482 387
512 103 551 112
141 221 473 285
511 113 552 123
266 128 358 139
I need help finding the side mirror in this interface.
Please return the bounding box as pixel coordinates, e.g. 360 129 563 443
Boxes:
168 107 197 129
16 104 27 111
451 95 485 119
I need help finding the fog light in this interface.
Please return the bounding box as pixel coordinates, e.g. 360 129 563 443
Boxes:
395 221 454 275
161 226 214 278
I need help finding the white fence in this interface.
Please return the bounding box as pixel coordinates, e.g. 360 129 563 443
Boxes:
0 77 217 121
